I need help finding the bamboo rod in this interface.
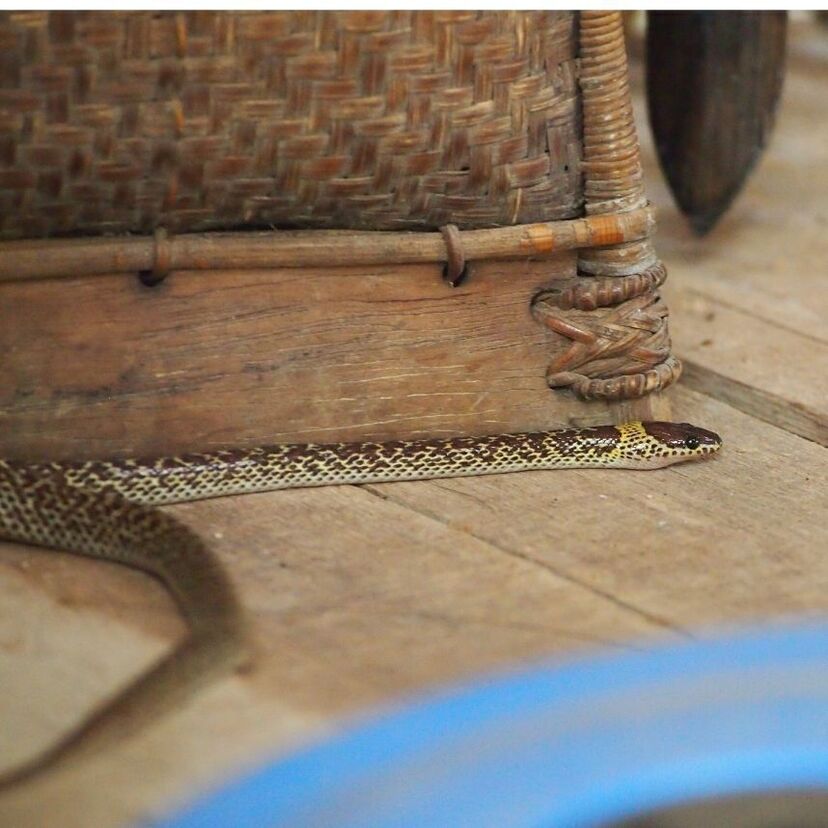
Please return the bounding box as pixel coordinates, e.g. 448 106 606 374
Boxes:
0 207 655 283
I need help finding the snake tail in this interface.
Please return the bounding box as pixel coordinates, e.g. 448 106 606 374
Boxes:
0 469 246 791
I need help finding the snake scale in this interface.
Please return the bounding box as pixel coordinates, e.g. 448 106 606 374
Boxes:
0 420 720 790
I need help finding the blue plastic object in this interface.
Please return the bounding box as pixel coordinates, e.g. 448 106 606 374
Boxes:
156 623 828 828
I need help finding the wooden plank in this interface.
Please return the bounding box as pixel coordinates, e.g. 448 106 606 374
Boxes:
364 385 828 631
665 288 828 445
635 24 828 443
679 360 827 447
0 253 669 462
0 475 666 826
1 386 825 826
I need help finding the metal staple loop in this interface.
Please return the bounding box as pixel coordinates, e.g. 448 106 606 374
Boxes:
439 224 468 287
139 228 172 286
153 228 172 280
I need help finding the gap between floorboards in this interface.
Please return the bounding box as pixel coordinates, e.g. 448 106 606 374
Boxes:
679 359 828 447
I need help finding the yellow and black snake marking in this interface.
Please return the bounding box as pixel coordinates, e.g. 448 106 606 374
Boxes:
0 421 721 790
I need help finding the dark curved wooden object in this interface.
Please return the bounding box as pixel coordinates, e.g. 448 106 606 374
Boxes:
646 12 787 235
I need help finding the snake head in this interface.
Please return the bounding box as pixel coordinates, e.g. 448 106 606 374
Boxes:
617 422 722 468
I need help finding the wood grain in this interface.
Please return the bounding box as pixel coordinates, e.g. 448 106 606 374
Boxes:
0 252 668 462
635 25 828 444
679 360 827 447
367 386 828 630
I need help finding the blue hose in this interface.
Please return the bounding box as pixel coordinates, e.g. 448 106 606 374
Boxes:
155 622 828 828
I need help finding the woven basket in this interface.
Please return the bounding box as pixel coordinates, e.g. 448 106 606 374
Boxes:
0 10 583 238
0 11 680 429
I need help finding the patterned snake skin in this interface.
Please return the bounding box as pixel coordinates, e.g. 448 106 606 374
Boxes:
0 421 720 789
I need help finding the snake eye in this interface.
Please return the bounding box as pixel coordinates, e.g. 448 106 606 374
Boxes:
685 436 700 450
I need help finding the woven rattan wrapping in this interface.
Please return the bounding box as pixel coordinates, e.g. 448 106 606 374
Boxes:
0 11 581 239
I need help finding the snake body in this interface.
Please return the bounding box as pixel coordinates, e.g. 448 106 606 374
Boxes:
0 420 720 789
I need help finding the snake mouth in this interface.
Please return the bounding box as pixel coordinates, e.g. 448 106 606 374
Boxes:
696 427 723 452
702 430 724 455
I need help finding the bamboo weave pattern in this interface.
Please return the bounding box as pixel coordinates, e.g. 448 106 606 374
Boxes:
0 11 581 239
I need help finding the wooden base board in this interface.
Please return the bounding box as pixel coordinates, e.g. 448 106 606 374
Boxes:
0 252 670 461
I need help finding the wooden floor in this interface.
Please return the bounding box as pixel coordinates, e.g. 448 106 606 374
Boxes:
1 22 827 828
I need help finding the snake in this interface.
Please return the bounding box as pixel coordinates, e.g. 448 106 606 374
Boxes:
0 420 721 790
